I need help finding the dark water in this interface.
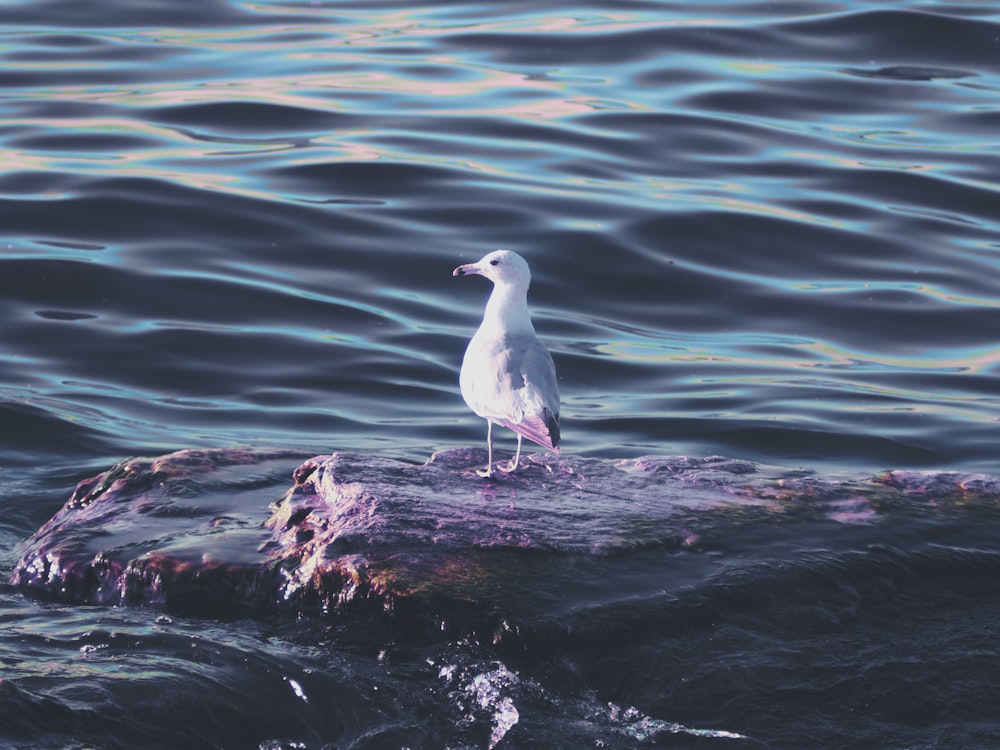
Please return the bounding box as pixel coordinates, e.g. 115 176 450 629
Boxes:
2 0 1000 747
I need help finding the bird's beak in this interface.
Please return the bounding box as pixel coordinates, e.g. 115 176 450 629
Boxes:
453 262 481 277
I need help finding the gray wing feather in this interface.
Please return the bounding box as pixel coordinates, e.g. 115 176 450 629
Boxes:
494 335 560 449
461 331 561 449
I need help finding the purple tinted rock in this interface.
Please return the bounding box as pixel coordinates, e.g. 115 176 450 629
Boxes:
11 448 759 615
258 448 755 616
9 448 302 609
12 447 1000 620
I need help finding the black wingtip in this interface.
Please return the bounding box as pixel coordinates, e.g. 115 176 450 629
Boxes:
545 408 560 448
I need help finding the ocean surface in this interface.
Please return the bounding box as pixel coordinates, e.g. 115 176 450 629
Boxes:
2 0 1000 747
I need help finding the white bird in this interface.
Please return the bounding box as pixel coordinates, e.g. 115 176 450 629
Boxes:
453 249 561 478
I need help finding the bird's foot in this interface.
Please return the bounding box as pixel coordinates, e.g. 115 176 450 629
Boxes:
476 466 496 479
498 458 520 474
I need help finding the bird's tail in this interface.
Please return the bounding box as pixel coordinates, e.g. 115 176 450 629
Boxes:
501 407 560 452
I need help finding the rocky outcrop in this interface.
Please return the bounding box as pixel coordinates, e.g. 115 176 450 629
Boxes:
11 447 997 622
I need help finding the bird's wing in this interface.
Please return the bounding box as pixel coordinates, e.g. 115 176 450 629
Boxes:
483 334 561 450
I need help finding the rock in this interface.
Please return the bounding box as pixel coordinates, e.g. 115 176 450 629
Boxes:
8 448 758 615
11 447 998 624
8 449 300 610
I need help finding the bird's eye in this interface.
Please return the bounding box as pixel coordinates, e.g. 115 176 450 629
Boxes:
490 259 500 266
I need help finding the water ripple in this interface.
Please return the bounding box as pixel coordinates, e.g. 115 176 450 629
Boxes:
1 1 999 470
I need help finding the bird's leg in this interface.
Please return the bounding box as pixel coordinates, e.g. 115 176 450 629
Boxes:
476 420 495 478
501 434 523 474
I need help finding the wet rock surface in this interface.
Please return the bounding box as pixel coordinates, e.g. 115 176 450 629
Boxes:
10 447 999 624
7 448 754 613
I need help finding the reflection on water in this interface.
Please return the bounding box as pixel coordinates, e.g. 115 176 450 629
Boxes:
1 0 999 473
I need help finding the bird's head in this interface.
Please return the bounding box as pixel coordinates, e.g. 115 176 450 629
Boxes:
453 249 531 289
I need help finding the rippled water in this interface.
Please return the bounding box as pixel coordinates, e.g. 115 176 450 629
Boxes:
2 1 1000 747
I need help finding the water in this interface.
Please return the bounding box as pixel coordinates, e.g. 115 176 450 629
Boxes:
1 0 999 746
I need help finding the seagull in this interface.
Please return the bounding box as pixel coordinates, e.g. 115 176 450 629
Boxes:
453 249 560 478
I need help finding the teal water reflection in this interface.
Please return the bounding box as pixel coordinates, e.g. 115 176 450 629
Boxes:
1 1 998 470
